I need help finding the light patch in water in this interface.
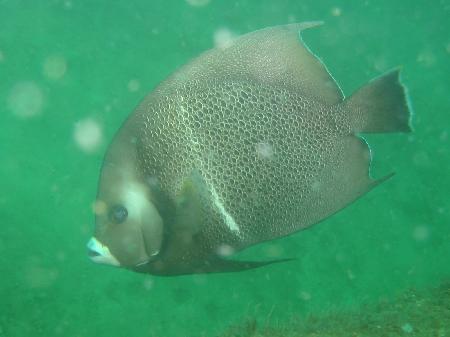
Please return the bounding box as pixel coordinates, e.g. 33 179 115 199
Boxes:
264 244 284 258
128 79 141 92
8 81 44 118
25 266 59 288
413 225 430 241
186 0 210 7
401 323 413 334
298 291 311 301
331 7 342 16
373 55 387 72
63 0 73 9
214 27 237 49
417 49 436 67
347 269 355 280
74 118 102 153
0 50 4 62
143 277 154 291
43 55 67 80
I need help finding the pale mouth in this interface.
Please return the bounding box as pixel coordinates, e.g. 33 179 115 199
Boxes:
87 249 101 257
86 237 121 267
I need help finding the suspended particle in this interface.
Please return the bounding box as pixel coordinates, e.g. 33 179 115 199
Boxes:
214 27 237 49
74 118 103 153
186 0 210 7
331 7 342 16
128 79 141 92
216 244 235 257
43 55 67 80
8 81 44 118
413 225 430 242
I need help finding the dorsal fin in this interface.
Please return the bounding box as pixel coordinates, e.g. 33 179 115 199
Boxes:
155 22 343 104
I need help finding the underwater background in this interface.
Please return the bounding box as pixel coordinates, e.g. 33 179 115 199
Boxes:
1 0 449 336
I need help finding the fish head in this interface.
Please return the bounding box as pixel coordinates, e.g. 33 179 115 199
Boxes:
87 131 164 269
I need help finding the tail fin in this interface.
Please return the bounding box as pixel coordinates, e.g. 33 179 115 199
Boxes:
344 69 412 133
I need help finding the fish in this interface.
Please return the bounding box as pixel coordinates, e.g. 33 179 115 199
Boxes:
86 22 412 276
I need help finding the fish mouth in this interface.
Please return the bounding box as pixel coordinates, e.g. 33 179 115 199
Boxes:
86 237 121 267
87 249 101 257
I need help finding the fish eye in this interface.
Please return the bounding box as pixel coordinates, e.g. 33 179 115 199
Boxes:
109 204 128 224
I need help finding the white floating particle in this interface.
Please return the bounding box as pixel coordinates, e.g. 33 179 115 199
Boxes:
331 7 342 16
64 0 72 9
347 269 356 280
74 118 102 153
373 56 387 72
56 251 66 262
401 323 413 333
287 14 297 23
43 55 67 80
127 79 141 92
298 291 311 301
216 244 235 257
256 142 274 160
8 81 44 118
413 225 429 241
214 27 237 49
417 50 436 67
264 244 284 258
186 0 210 7
143 277 154 291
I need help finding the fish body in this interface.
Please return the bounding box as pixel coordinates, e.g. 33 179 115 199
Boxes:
87 22 411 276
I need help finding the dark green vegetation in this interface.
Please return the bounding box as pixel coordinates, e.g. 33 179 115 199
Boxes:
221 281 450 337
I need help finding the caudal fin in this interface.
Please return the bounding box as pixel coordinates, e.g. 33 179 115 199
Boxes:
344 69 412 133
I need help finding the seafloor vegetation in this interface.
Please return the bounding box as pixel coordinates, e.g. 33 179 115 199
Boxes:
219 282 450 337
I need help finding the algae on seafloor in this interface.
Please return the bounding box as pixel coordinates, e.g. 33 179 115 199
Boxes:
219 281 450 337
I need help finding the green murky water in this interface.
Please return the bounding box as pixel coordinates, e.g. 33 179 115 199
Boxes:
1 1 449 336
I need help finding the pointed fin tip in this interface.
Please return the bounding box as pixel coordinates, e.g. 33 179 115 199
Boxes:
284 21 325 33
371 172 396 188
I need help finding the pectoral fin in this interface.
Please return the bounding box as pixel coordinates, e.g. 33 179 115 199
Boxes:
172 170 209 233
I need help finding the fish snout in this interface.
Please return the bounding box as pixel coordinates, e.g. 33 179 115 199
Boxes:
86 237 121 266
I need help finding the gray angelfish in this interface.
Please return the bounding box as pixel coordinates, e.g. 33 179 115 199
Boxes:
87 22 412 276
